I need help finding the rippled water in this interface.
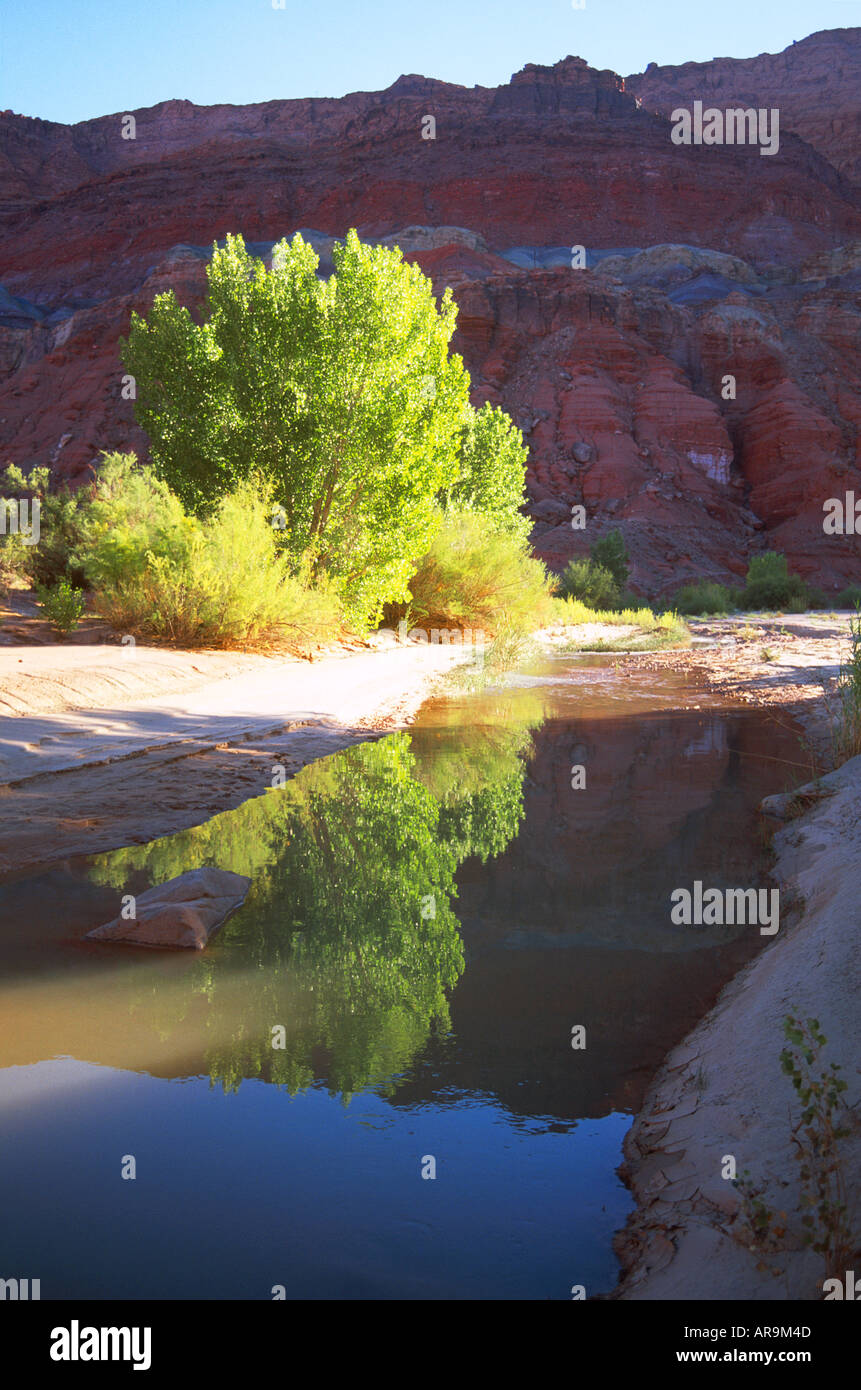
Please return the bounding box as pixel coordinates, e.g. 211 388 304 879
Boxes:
0 654 806 1299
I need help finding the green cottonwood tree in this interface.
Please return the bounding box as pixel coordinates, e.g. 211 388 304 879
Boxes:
121 230 470 625
444 401 529 537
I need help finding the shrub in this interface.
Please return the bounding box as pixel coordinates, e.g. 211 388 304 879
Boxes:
35 578 85 634
590 528 629 589
780 1015 851 1280
832 609 861 764
836 584 861 610
742 552 809 611
1 462 86 587
84 475 342 651
731 1015 852 1280
74 450 192 590
0 531 29 595
405 509 554 636
556 558 620 609
672 580 734 615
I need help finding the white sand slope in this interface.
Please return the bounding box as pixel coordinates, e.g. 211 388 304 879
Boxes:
0 633 477 786
615 754 861 1300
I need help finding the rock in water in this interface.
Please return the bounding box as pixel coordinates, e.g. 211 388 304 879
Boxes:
86 867 252 950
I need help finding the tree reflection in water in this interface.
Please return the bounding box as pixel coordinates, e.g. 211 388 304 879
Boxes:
87 694 545 1101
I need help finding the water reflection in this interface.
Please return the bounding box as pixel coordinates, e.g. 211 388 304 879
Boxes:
0 663 808 1299
84 694 544 1099
0 672 803 1115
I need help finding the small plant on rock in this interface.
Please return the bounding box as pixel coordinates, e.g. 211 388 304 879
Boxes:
830 608 861 764
732 1167 786 1254
729 1014 853 1292
781 1013 852 1281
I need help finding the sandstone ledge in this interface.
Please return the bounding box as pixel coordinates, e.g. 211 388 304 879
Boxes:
614 754 861 1300
0 634 478 873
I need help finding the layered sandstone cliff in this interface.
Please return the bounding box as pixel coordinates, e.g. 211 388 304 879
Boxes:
626 26 861 189
1 33 859 595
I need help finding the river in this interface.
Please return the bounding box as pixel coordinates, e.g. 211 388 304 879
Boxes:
0 652 806 1299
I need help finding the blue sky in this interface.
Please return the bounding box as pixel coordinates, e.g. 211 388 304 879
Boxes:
1 1 857 125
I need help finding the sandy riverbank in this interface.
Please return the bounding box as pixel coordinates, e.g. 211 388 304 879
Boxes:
623 612 855 763
614 754 861 1300
0 616 657 873
613 611 860 1301
0 631 483 873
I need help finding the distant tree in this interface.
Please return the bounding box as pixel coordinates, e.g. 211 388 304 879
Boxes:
557 557 620 610
742 552 808 610
590 528 629 590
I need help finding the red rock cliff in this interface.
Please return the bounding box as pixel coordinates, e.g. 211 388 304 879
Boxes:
0 33 859 595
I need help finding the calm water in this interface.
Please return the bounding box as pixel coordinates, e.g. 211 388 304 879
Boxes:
0 654 805 1299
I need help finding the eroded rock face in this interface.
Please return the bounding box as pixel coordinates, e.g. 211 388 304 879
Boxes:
626 26 861 190
0 34 859 595
2 40 860 306
85 867 251 949
438 255 861 594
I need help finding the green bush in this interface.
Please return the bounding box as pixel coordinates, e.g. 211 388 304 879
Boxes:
0 530 29 595
836 585 861 610
36 578 85 634
1 463 86 587
590 528 629 589
668 559 818 615
742 552 809 611
74 450 192 589
672 581 734 615
82 472 342 651
557 558 620 609
405 509 554 636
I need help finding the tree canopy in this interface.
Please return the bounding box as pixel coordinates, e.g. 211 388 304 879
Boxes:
122 230 473 625
444 402 529 538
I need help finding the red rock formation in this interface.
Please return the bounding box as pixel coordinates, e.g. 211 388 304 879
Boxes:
2 49 860 307
626 27 861 190
431 255 861 593
0 36 859 595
